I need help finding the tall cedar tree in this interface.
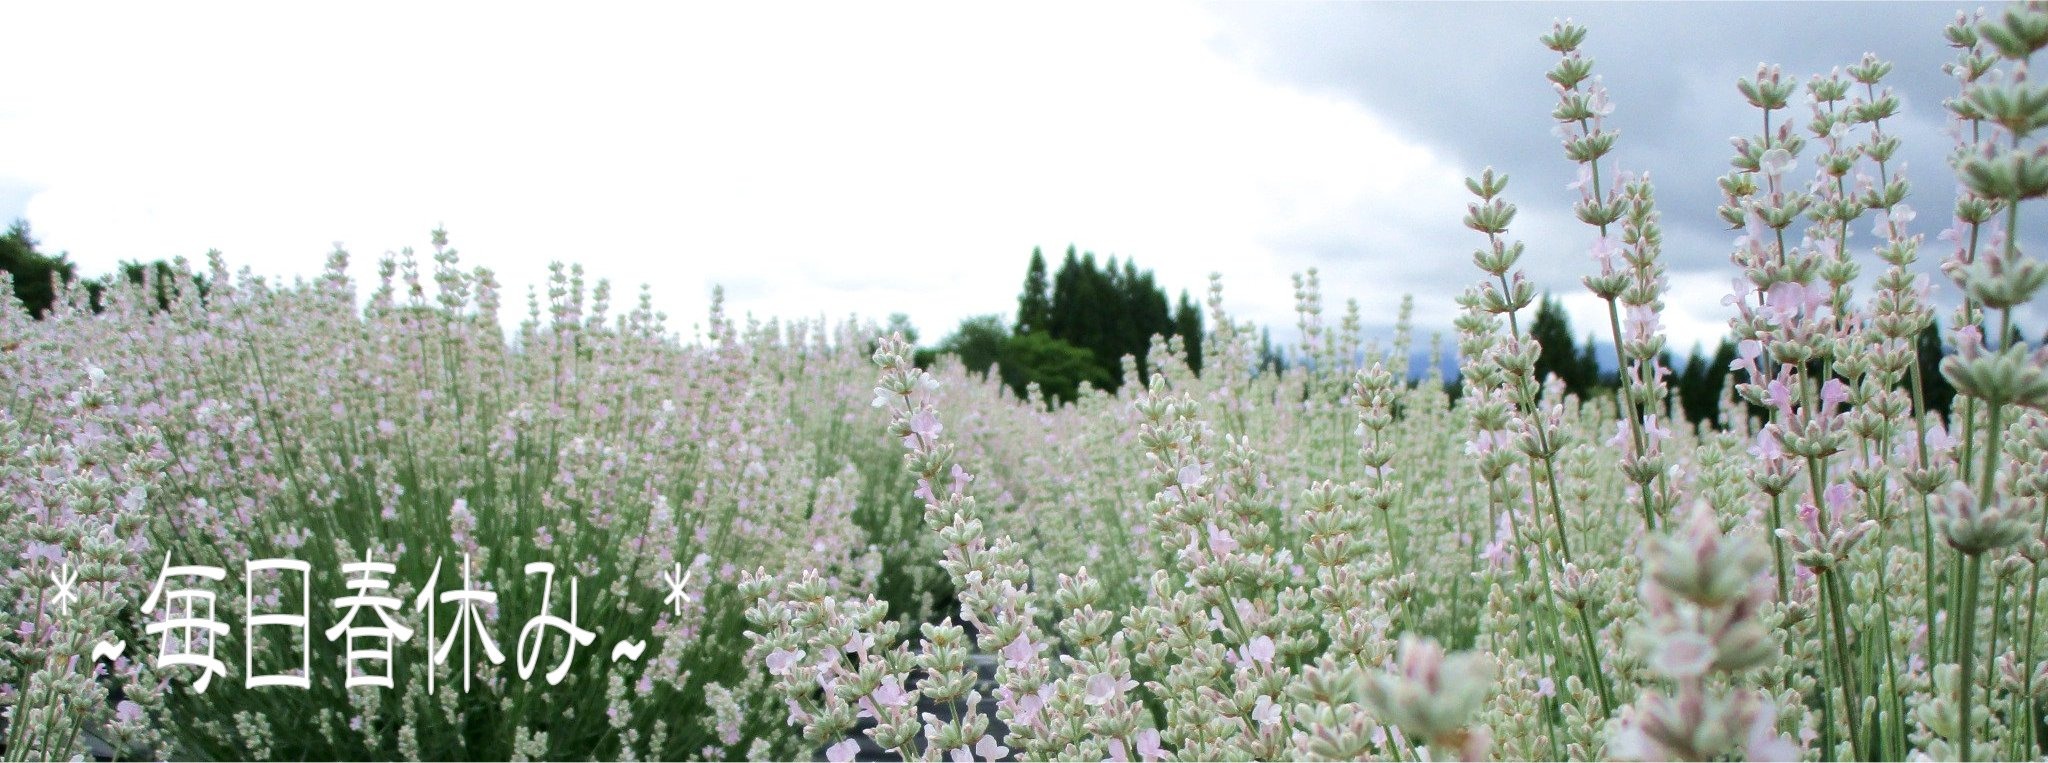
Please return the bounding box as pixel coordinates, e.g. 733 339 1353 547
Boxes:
1034 247 1186 392
1918 316 1957 419
1575 336 1600 390
1174 291 1203 374
1259 327 1286 375
1016 247 1051 335
1677 340 1740 426
939 246 1196 405
1529 294 1600 399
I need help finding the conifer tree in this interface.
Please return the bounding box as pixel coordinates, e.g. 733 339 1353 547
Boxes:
1016 247 1051 335
1529 293 1596 399
1575 335 1601 391
1918 317 1957 418
1174 290 1203 375
1048 246 1081 341
1677 343 1712 425
1004 245 1189 394
0 219 78 319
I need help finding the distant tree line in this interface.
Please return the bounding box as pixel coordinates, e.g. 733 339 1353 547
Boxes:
1 219 203 317
4 216 1992 428
931 246 1201 405
1525 291 1966 426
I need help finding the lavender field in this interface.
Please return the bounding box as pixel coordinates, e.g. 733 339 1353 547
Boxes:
6 5 2048 762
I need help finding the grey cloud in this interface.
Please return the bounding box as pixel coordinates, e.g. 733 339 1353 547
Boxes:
1205 1 1988 342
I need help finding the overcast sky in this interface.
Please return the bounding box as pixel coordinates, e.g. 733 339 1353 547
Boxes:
0 2 2017 354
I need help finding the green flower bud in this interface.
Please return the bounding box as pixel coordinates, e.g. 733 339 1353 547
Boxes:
1980 4 2048 61
1941 344 2048 411
1958 257 2048 309
1960 146 2048 201
1935 482 2030 555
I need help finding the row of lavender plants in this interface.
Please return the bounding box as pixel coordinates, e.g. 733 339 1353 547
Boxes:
0 238 970 759
746 8 2048 762
4 6 2048 762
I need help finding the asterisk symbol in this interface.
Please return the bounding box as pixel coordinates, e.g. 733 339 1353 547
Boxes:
50 562 80 615
662 562 693 616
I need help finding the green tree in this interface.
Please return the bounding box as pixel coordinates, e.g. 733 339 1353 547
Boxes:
884 312 919 345
1529 294 1597 399
1677 340 1739 426
0 219 79 318
1258 327 1287 375
937 314 1009 378
86 259 207 314
1025 245 1184 394
1048 246 1082 341
999 331 1109 406
1016 248 1051 335
1576 335 1601 391
1174 290 1203 375
1919 317 1957 419
1067 253 1108 368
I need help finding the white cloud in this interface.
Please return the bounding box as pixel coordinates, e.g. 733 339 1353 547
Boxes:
2 1 1480 342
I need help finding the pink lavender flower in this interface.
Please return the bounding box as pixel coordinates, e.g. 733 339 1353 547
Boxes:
1926 422 1959 455
1207 523 1239 555
1251 694 1281 726
1480 536 1512 569
1568 163 1595 192
1591 234 1625 270
1000 633 1042 669
765 648 803 676
21 541 63 566
1749 427 1786 464
1608 414 1669 454
1245 634 1276 665
1872 202 1917 237
1823 483 1855 516
973 734 1008 761
1759 147 1796 179
841 632 873 654
904 408 942 447
872 676 911 708
1642 414 1671 445
114 700 145 724
1730 338 1763 376
1085 672 1137 706
1820 378 1851 410
1624 304 1662 344
826 738 860 763
1761 282 1823 325
1765 378 1797 418
1006 684 1050 727
1464 429 1513 456
1135 729 1164 761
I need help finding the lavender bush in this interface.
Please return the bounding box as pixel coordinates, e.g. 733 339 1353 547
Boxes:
4 4 2048 762
1 242 956 759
